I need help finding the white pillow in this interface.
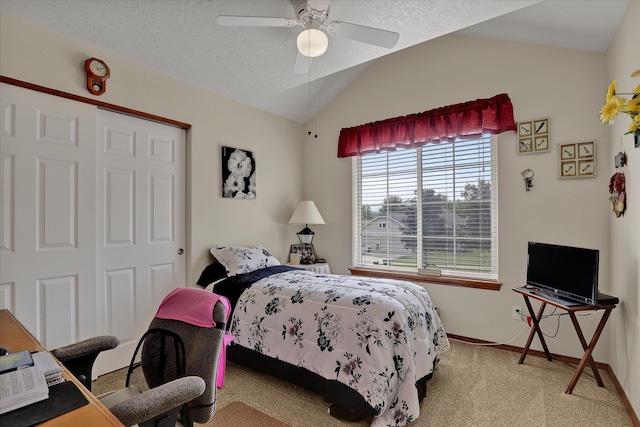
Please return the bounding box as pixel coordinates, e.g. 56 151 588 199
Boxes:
210 246 280 276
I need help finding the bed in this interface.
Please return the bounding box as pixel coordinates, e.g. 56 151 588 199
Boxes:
198 246 450 427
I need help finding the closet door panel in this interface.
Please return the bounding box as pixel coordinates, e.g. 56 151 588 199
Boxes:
0 84 187 376
94 109 186 375
0 83 98 345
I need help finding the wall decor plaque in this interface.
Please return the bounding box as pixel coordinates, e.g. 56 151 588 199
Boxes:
558 141 596 179
517 117 550 154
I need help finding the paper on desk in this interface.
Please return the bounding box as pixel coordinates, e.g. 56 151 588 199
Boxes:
32 352 62 376
32 352 64 387
0 366 49 414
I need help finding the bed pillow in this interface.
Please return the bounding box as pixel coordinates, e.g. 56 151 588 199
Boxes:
196 262 228 287
210 246 280 276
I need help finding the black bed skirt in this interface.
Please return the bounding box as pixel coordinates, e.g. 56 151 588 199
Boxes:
227 343 431 422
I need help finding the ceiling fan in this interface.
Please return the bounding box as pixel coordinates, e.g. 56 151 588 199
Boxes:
216 0 400 74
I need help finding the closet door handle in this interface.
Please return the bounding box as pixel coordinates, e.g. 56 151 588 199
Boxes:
177 248 184 255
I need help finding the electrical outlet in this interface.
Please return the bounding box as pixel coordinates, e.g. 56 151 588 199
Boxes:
512 306 522 320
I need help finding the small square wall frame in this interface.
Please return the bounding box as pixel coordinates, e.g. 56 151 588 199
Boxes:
558 141 596 179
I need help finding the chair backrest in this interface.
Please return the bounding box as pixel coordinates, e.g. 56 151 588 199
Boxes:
140 288 228 424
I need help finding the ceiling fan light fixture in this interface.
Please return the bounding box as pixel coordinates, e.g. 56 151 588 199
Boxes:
297 28 328 57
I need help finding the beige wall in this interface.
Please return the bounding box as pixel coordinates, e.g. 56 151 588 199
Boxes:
304 35 614 361
605 0 640 416
0 13 304 286
306 17 638 415
3 5 637 417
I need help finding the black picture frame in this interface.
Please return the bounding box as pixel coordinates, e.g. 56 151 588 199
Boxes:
290 244 315 263
222 146 256 199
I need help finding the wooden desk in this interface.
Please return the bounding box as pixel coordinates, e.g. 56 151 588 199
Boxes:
0 309 123 426
512 287 616 394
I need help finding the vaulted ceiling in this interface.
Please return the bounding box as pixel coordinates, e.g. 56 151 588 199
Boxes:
0 0 628 123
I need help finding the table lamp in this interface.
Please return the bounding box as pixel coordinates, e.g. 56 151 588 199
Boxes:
288 201 325 262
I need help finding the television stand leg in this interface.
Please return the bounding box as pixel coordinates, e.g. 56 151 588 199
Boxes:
513 287 617 394
565 309 611 393
519 298 552 364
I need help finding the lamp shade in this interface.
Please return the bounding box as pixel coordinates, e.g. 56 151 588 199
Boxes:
296 28 328 58
288 201 325 226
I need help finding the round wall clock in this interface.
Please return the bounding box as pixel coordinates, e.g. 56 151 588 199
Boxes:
84 57 110 95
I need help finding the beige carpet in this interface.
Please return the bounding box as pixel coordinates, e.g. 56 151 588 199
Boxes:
93 340 633 427
199 401 290 427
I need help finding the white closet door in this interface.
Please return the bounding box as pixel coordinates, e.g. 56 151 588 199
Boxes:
93 109 186 375
0 83 98 347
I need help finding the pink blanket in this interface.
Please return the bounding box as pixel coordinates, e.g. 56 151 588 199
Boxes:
155 287 234 388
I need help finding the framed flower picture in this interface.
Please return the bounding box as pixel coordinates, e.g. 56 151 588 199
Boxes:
222 146 256 199
517 117 550 154
558 141 596 179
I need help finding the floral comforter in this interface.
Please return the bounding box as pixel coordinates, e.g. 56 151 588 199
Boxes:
214 266 449 427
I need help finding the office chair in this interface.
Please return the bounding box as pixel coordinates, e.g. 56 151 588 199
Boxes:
100 287 231 427
100 373 205 427
51 335 120 391
52 334 204 427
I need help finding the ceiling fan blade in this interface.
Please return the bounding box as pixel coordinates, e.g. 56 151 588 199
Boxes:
216 15 298 27
293 51 310 74
326 21 399 49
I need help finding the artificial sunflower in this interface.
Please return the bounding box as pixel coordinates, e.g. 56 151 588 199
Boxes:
630 115 640 133
600 69 640 135
600 96 627 124
626 97 640 113
606 80 616 102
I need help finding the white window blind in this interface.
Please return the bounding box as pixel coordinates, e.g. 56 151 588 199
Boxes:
352 135 498 280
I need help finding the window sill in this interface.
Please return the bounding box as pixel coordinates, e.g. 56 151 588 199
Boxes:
349 267 502 291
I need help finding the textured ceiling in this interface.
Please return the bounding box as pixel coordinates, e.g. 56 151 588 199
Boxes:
0 0 628 123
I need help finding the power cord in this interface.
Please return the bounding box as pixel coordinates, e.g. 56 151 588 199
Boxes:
453 306 598 347
542 312 564 338
514 306 561 337
449 323 529 346
517 307 594 339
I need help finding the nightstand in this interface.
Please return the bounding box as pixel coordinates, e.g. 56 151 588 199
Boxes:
287 262 331 274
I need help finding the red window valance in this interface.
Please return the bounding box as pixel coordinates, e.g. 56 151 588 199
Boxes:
337 93 516 158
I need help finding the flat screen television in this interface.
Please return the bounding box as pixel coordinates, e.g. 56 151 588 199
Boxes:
526 242 599 305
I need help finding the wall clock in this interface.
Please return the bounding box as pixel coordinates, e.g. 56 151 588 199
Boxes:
84 57 110 95
517 117 550 154
558 141 596 179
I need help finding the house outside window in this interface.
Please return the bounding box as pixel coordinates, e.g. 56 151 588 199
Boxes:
353 135 498 280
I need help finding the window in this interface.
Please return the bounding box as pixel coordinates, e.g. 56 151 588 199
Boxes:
353 135 498 280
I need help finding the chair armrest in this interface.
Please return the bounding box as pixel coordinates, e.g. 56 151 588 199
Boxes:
51 335 120 362
108 376 206 427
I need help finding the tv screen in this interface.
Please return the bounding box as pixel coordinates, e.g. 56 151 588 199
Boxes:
526 242 599 305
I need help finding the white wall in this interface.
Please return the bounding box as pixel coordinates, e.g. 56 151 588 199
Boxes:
605 0 640 417
0 13 304 286
304 34 614 363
